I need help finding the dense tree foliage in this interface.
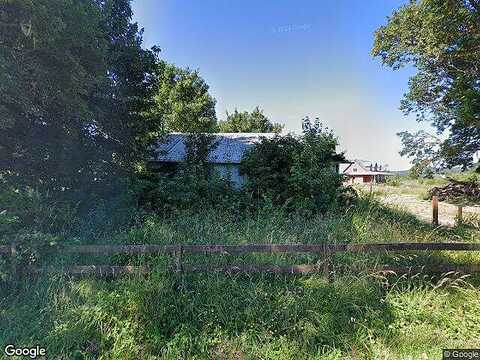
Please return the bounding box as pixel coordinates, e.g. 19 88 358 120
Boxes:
372 0 480 171
1 0 349 222
151 61 217 133
240 118 345 212
217 107 283 133
0 0 161 199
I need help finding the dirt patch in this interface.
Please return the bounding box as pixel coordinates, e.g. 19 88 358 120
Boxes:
378 193 480 227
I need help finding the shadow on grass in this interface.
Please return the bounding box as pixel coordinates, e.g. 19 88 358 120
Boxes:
0 272 394 359
338 199 480 288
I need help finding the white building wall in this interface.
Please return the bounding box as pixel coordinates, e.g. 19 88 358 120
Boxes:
214 164 247 189
353 176 365 184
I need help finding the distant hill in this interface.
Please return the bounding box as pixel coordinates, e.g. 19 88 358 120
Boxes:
440 167 464 174
390 169 410 176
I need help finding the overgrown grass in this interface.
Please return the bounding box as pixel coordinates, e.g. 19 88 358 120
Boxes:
1 198 479 359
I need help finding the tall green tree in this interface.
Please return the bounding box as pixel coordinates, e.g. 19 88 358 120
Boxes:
372 0 480 170
217 106 283 133
151 61 217 133
0 0 160 198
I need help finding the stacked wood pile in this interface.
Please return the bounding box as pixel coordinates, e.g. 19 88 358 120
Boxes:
429 178 480 201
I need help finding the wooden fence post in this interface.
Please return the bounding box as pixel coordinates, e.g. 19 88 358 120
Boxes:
174 246 183 273
432 196 439 226
173 245 184 290
322 244 332 282
456 205 463 225
10 242 18 286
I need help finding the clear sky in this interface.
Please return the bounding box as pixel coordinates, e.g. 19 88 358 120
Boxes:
132 0 430 170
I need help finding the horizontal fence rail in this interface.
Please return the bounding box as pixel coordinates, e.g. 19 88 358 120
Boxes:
2 242 480 256
1 242 480 281
23 264 480 276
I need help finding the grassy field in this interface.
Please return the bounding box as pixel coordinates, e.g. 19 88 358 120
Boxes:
378 177 446 200
379 173 480 205
1 198 480 359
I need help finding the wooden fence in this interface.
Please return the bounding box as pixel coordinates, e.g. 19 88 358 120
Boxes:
431 195 467 226
2 242 480 281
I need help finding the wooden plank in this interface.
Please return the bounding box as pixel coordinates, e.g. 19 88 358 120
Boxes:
60 244 181 254
457 205 463 225
322 244 332 282
184 264 320 274
373 264 480 274
336 242 480 252
182 244 327 254
10 242 19 287
24 263 480 276
57 243 328 254
27 265 151 275
432 195 439 225
10 243 18 284
26 264 480 281
55 242 480 255
26 264 321 275
174 246 183 273
58 244 326 254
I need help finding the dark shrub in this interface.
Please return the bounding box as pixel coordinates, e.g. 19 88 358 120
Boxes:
138 169 239 214
239 118 346 212
140 133 240 214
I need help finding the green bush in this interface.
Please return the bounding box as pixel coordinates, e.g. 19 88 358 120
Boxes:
452 171 479 184
138 167 240 214
409 163 436 179
136 133 242 214
0 183 78 238
239 118 346 212
386 176 402 187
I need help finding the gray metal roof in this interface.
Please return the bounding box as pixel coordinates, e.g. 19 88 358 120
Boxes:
154 133 277 164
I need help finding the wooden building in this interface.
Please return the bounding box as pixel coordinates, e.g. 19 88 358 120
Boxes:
151 133 276 188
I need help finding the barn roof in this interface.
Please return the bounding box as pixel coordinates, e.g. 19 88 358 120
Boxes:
153 133 277 164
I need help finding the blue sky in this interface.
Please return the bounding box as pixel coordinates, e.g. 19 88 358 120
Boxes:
133 0 428 170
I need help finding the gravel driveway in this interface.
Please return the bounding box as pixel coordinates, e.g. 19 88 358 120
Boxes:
378 193 480 227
